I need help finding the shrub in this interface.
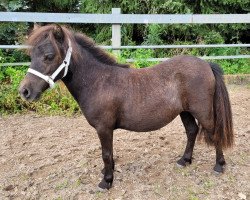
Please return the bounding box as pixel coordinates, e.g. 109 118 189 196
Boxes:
0 66 80 116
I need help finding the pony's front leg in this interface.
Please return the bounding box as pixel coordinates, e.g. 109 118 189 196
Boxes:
97 127 114 190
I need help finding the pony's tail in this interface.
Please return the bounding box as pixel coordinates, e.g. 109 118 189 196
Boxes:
209 62 234 149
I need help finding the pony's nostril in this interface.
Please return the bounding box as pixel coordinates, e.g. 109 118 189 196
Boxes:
22 88 31 98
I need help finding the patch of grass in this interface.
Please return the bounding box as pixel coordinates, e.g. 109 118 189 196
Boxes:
95 191 103 198
187 187 199 200
73 178 82 188
153 184 164 197
203 179 214 190
189 195 199 200
18 173 29 181
239 152 247 161
54 197 63 200
227 174 236 183
174 165 191 177
55 180 69 190
168 184 180 200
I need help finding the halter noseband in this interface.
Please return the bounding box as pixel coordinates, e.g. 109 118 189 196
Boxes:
27 40 72 88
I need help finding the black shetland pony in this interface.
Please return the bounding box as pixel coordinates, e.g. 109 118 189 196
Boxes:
19 24 234 190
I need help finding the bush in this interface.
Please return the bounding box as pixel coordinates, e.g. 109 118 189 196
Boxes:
0 65 80 116
119 47 250 73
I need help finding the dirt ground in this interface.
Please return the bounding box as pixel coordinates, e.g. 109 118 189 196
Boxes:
0 85 249 200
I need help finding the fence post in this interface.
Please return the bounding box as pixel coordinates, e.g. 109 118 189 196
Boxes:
112 8 121 57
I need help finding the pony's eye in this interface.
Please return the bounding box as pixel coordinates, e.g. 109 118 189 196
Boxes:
44 54 54 61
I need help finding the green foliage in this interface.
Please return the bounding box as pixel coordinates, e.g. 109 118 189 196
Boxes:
143 24 164 45
0 0 24 11
120 49 158 68
217 59 250 74
0 67 80 115
0 66 27 114
0 22 28 45
119 47 250 74
0 53 80 115
0 22 30 73
0 49 29 81
79 0 249 46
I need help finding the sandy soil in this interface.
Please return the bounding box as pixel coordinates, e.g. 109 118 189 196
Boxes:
0 85 249 200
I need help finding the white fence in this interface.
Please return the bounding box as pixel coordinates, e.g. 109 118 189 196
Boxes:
0 8 250 66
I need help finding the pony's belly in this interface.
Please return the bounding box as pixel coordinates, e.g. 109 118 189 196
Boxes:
118 111 179 132
116 84 183 132
119 121 169 132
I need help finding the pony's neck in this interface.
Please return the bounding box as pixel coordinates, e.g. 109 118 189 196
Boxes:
61 46 118 104
61 33 130 105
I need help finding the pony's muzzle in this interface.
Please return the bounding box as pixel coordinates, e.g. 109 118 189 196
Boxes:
19 87 31 100
19 83 41 102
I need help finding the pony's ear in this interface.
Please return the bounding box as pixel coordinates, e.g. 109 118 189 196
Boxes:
52 24 64 43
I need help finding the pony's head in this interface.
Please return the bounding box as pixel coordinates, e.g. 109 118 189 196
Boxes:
19 24 73 101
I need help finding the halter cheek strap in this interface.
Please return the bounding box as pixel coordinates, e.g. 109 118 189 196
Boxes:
27 40 72 88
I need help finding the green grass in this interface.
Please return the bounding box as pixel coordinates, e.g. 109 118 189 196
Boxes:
55 180 69 190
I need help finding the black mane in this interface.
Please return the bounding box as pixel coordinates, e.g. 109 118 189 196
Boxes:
74 33 129 68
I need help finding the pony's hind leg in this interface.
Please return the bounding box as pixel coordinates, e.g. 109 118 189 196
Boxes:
177 111 199 167
195 113 226 174
214 145 226 173
200 128 226 173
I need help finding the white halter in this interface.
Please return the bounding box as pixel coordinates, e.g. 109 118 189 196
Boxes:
27 40 72 88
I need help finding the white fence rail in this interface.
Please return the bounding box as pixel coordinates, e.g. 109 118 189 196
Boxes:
1 43 250 50
0 8 250 66
1 11 250 24
2 55 250 67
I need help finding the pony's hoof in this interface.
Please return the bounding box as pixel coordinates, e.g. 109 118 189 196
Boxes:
98 179 112 190
89 187 108 194
177 158 191 167
213 170 222 176
213 164 225 175
176 162 185 168
96 186 108 193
